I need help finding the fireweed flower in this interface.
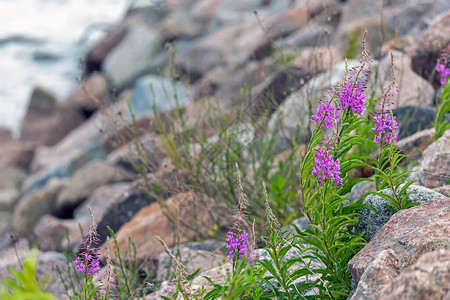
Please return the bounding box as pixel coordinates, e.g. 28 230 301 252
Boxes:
312 148 342 185
435 44 450 85
436 63 450 85
339 82 366 116
311 100 339 129
371 113 398 143
226 231 249 260
226 163 253 263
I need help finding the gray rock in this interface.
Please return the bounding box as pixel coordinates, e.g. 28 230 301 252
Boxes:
348 181 376 203
107 133 165 172
55 160 137 217
357 185 447 239
157 240 226 281
12 178 68 237
268 90 311 155
0 188 18 211
33 182 131 252
393 106 436 139
129 75 190 119
388 2 432 36
410 129 450 189
0 166 27 190
280 24 333 49
102 24 164 88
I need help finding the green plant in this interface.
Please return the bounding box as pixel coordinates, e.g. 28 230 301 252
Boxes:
434 81 450 140
0 249 55 300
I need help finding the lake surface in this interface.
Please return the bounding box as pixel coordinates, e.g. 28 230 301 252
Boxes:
0 0 128 135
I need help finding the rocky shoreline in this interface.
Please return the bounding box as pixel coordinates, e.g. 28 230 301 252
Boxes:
0 0 449 299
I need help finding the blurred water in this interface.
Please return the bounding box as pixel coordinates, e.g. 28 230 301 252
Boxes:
0 0 128 135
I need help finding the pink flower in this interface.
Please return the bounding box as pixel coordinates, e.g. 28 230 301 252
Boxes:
312 148 342 185
339 82 366 116
311 101 339 129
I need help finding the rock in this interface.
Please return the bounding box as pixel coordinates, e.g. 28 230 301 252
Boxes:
0 188 18 211
0 211 11 235
358 185 446 239
65 72 110 114
55 160 137 217
410 129 450 188
0 127 13 144
129 75 190 118
84 14 138 74
157 241 226 281
376 51 434 108
280 24 333 49
109 191 221 265
409 10 450 88
387 1 432 36
20 87 85 147
394 106 436 139
350 249 401 300
176 7 309 82
267 90 311 154
349 198 450 299
396 128 435 163
24 87 180 200
0 141 35 170
33 182 131 252
11 178 68 237
107 133 165 172
433 185 450 198
19 87 57 142
377 249 450 299
0 243 68 297
33 215 76 252
188 263 233 297
24 116 109 194
0 166 27 190
102 23 164 88
348 181 376 203
251 66 313 115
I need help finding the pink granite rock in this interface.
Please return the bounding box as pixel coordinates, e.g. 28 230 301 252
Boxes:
378 249 450 300
349 199 450 299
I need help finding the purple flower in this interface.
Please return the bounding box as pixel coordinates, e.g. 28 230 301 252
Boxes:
370 113 398 143
312 148 342 185
311 101 339 129
74 207 101 278
339 82 366 116
226 231 250 260
74 257 85 273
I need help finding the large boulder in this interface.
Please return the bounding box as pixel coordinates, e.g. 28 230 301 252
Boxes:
109 191 221 265
377 249 450 299
156 240 226 281
65 72 110 115
20 87 86 147
376 51 434 108
349 198 450 299
410 129 450 189
409 10 450 88
55 160 137 217
106 133 166 173
11 178 68 237
358 185 446 239
129 75 190 118
102 23 164 88
33 182 131 252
